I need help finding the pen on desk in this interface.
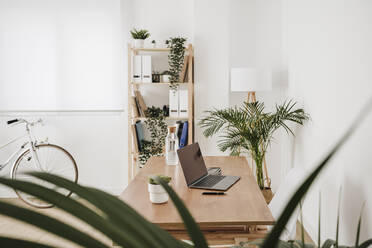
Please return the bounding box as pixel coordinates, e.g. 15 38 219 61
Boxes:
202 192 225 195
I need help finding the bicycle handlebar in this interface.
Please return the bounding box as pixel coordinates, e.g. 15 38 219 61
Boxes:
7 118 43 127
7 119 19 125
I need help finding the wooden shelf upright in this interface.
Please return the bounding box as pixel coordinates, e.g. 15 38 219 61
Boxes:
127 43 194 181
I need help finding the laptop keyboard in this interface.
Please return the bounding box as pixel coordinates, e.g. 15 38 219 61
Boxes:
193 175 226 187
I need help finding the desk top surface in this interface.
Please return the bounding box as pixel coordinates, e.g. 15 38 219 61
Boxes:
119 156 275 227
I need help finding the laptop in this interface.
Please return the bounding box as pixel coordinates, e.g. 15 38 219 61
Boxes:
177 143 240 191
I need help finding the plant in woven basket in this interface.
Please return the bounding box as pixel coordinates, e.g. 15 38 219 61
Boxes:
139 106 167 165
167 37 187 91
199 100 309 189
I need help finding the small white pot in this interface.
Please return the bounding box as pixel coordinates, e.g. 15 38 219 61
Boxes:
162 75 170 83
151 43 156 48
134 39 145 48
148 183 169 204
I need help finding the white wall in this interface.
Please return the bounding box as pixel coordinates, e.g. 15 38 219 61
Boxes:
0 0 128 196
282 0 372 244
0 0 124 111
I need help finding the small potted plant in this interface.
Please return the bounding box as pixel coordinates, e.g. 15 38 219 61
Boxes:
151 40 156 48
148 175 171 204
130 28 150 48
161 70 171 83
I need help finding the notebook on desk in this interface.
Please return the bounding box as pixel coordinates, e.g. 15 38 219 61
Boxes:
177 143 240 191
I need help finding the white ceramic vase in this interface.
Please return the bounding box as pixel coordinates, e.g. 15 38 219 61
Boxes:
148 183 169 204
134 39 144 48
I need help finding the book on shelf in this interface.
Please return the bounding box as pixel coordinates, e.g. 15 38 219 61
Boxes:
134 90 147 117
131 124 139 153
130 96 139 118
135 121 145 152
179 121 188 148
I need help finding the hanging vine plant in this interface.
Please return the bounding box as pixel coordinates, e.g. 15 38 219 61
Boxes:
139 106 168 166
167 37 187 91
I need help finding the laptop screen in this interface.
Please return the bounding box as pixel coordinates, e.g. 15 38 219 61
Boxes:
177 143 208 185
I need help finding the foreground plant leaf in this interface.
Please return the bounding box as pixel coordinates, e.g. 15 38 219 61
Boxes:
0 177 158 248
261 99 372 248
0 237 58 248
155 176 209 248
0 200 108 248
28 172 184 248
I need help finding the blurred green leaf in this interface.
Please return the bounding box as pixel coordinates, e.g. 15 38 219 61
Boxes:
155 176 209 248
0 200 108 248
0 237 57 248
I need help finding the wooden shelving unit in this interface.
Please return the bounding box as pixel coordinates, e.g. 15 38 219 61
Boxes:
127 43 194 181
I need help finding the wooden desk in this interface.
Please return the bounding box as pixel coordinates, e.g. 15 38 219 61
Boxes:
119 156 275 245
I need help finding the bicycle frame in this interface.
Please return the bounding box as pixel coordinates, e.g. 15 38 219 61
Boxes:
0 120 47 177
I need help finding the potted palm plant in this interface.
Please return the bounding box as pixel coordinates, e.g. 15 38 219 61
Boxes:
130 28 150 48
199 101 309 202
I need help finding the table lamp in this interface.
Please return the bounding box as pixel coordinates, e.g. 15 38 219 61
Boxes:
230 67 272 103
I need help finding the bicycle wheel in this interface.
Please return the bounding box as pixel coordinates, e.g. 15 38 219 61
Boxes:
12 144 78 208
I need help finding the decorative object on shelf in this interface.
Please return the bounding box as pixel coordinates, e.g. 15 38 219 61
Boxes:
167 37 187 91
148 175 171 204
138 106 167 166
164 39 170 48
151 40 156 48
152 71 160 83
165 126 179 166
161 70 171 83
163 105 169 117
130 28 150 48
199 100 309 191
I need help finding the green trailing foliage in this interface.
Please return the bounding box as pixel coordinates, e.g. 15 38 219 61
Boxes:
130 28 150 40
167 37 187 91
199 100 309 189
139 106 167 166
0 99 370 248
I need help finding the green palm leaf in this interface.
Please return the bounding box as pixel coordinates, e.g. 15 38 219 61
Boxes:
359 239 372 248
0 200 108 248
155 176 209 248
28 172 184 248
321 239 336 248
0 177 156 247
261 99 372 248
0 237 58 248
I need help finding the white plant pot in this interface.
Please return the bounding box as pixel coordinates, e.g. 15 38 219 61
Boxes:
151 43 156 48
134 39 144 48
162 75 170 83
148 183 169 204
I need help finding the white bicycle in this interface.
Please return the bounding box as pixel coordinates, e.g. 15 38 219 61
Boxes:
0 118 78 208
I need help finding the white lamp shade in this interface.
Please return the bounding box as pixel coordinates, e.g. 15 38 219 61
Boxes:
231 68 272 92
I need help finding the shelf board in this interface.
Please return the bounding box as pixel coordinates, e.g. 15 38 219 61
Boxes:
132 47 170 52
131 82 189 86
131 116 189 121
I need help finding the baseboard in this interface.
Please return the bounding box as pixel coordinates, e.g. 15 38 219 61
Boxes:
299 213 317 243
